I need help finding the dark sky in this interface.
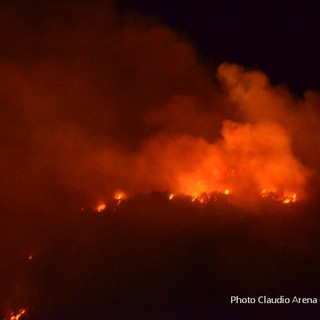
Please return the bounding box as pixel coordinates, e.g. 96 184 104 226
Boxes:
119 1 320 95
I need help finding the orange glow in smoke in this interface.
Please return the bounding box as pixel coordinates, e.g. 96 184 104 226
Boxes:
136 120 307 207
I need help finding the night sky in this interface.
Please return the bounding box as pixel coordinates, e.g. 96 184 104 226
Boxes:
120 1 320 94
1 1 320 319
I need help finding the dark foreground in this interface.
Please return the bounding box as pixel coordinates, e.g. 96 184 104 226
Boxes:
1 193 320 319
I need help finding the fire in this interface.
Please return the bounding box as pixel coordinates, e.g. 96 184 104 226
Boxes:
168 193 175 200
9 309 26 320
224 188 230 195
114 191 126 201
282 193 297 204
192 193 212 204
190 191 224 204
92 187 298 212
113 191 127 207
92 192 127 213
136 120 307 207
260 189 297 204
165 187 297 205
96 203 107 213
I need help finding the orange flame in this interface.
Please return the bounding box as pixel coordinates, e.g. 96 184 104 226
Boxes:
10 309 26 320
114 191 126 201
224 188 230 195
168 193 175 200
113 191 127 207
96 203 107 213
260 189 297 204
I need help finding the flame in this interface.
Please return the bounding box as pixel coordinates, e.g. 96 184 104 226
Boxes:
135 120 307 207
92 192 127 213
93 187 297 211
194 193 208 204
9 309 26 320
96 203 107 213
113 191 127 207
260 189 297 204
282 193 297 204
114 191 126 201
168 193 175 200
164 187 297 205
190 192 220 204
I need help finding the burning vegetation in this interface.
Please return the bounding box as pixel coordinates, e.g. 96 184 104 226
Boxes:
0 2 320 319
4 309 26 320
0 2 316 213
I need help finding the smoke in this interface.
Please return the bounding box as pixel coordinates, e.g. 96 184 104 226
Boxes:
2 2 320 318
217 63 320 168
0 1 319 212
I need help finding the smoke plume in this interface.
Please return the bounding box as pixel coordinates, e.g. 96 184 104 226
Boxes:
0 1 319 210
2 2 320 319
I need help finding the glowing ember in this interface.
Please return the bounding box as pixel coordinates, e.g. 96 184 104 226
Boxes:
224 188 230 195
168 193 175 200
96 203 107 213
9 309 26 320
28 255 33 260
